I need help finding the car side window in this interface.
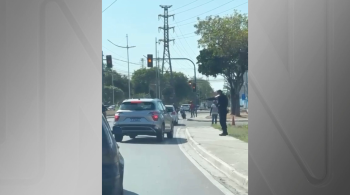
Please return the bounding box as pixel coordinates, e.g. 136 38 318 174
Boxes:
160 102 167 111
157 101 164 111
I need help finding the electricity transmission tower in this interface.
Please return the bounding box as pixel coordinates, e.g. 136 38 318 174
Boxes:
158 5 176 101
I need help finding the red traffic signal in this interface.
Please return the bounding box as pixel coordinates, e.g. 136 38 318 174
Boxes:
147 54 153 67
106 55 113 68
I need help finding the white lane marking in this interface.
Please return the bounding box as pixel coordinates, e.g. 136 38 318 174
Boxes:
175 127 235 195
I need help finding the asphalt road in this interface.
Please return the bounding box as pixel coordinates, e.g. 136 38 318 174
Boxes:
107 118 226 195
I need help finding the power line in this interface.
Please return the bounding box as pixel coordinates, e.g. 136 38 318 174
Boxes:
176 35 198 40
176 2 248 27
173 0 214 15
171 0 198 12
102 0 118 13
112 57 141 66
176 0 238 24
103 46 127 60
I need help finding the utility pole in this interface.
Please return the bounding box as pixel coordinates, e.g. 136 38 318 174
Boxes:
158 5 176 103
108 35 136 99
141 58 144 68
155 37 160 98
158 50 160 98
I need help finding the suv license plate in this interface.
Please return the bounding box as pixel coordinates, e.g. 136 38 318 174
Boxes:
130 118 141 122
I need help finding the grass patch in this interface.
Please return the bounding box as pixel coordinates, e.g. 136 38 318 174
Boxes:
212 124 248 143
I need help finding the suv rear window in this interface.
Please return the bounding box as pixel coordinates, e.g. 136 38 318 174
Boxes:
120 101 155 111
165 106 174 112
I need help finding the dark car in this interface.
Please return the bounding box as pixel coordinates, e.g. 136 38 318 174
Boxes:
102 115 124 195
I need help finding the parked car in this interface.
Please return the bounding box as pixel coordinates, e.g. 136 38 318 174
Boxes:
102 114 124 195
180 104 190 111
112 98 174 142
165 105 178 125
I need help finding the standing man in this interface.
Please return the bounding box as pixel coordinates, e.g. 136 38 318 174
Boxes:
216 90 228 136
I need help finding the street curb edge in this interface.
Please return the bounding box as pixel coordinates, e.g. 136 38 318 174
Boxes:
184 128 249 191
187 118 248 122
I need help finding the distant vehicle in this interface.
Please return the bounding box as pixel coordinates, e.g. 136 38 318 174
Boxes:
108 105 116 110
102 114 124 195
180 104 190 111
112 98 174 142
165 105 178 125
180 109 186 119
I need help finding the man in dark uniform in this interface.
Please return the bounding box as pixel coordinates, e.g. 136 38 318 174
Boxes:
216 90 228 136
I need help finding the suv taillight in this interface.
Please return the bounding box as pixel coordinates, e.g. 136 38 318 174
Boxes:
114 113 120 121
149 111 159 121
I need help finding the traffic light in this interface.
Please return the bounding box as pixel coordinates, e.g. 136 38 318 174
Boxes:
106 55 113 68
188 80 192 86
147 54 153 67
192 83 196 92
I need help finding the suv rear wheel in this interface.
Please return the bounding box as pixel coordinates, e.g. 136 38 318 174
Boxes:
157 124 165 142
167 123 174 139
115 135 123 142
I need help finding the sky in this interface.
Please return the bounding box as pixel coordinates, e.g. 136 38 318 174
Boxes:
102 0 248 91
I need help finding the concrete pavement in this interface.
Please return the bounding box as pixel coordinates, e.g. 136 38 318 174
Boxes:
107 118 232 195
183 124 248 191
107 118 248 195
186 113 248 123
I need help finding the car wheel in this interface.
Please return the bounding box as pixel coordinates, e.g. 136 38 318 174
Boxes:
129 135 136 139
157 124 165 142
115 135 123 142
167 123 174 139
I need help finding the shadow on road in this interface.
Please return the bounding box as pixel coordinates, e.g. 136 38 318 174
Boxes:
124 189 139 195
175 124 186 126
122 136 187 145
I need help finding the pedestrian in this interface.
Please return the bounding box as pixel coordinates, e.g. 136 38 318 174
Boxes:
210 101 219 124
216 90 229 136
190 102 195 118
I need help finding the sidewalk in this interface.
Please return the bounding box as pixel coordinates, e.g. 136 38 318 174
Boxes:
187 114 248 122
184 126 248 191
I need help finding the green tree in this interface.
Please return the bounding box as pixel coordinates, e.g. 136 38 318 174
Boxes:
163 72 193 104
103 65 131 100
131 67 163 98
190 77 214 99
103 86 124 105
131 68 193 105
195 10 248 116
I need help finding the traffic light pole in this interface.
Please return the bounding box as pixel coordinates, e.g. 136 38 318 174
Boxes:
154 57 197 105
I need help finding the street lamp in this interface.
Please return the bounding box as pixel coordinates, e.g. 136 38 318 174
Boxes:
108 34 136 99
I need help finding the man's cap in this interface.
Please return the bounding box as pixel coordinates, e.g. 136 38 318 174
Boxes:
216 89 222 93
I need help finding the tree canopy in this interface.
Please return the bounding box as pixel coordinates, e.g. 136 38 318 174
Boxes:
194 10 248 115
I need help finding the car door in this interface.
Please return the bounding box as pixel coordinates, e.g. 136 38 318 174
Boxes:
157 101 170 130
160 102 172 130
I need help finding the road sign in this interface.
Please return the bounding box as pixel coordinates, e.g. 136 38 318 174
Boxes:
242 94 246 100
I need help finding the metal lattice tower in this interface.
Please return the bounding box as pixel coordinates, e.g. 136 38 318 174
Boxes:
158 5 176 100
158 5 175 74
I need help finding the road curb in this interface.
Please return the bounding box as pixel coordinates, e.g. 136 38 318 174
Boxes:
184 128 248 191
187 118 248 122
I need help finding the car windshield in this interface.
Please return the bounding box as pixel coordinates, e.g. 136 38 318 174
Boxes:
120 101 155 111
165 107 174 112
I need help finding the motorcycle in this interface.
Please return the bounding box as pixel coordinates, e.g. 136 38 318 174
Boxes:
180 110 186 119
